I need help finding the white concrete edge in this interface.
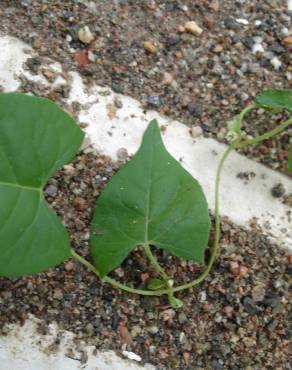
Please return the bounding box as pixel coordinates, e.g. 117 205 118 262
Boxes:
0 316 155 370
1 35 290 249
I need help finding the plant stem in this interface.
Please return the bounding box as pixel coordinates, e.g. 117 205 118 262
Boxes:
71 142 238 297
70 249 165 296
72 110 292 298
143 244 170 282
236 116 292 149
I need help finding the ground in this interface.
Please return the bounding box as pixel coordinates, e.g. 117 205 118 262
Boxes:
0 1 291 370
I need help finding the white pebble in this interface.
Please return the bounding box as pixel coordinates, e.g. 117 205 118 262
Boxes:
185 21 203 35
254 20 262 26
236 18 249 25
288 0 292 11
252 43 264 54
270 57 282 71
190 126 203 138
78 26 94 44
122 351 142 362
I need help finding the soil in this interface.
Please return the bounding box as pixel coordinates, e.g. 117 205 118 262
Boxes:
0 1 292 369
0 151 291 370
0 0 292 174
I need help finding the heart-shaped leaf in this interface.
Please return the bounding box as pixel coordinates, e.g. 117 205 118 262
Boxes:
0 93 84 277
255 90 292 112
289 146 292 173
90 120 210 277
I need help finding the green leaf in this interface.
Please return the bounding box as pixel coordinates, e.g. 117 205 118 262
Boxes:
0 93 84 277
256 90 292 112
147 278 166 290
90 119 210 277
168 295 184 309
288 146 292 173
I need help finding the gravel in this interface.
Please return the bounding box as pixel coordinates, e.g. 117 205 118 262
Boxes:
0 0 291 174
0 151 291 370
0 1 291 369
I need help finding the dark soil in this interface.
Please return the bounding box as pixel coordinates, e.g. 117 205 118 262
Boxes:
0 0 291 174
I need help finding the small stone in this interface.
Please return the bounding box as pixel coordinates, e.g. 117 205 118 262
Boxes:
210 0 219 11
223 306 233 317
85 323 95 336
78 26 94 44
162 72 173 85
73 197 86 211
187 103 203 117
45 185 58 197
114 96 123 109
224 17 240 30
147 326 159 334
243 297 258 315
53 288 63 300
183 352 190 362
118 324 132 344
177 25 185 33
271 183 285 198
117 148 128 161
63 164 75 174
143 41 158 54
252 283 266 302
283 36 292 47
147 95 161 108
180 95 191 107
184 21 203 36
213 45 223 53
178 312 187 324
131 325 142 337
64 261 75 272
270 57 282 71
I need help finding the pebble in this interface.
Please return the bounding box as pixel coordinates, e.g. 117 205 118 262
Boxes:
243 297 258 315
224 17 240 30
184 21 203 36
270 57 282 70
252 283 266 302
78 26 94 44
116 148 128 161
73 197 86 211
178 312 187 324
271 183 285 198
53 289 63 300
45 185 58 197
147 94 161 108
283 36 292 47
147 326 159 334
85 323 95 336
143 41 158 54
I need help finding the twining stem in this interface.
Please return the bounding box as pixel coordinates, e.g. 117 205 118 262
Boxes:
72 110 292 298
236 116 292 149
71 249 161 296
143 244 170 283
70 141 237 297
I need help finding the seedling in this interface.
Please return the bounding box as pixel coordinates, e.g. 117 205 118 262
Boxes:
0 91 291 308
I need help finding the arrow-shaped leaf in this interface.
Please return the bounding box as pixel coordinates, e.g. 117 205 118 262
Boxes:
90 120 210 277
0 93 84 277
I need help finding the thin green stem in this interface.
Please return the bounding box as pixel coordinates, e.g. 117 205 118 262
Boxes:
71 143 238 297
70 249 165 296
143 244 170 282
72 107 291 298
238 103 258 124
236 116 292 149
